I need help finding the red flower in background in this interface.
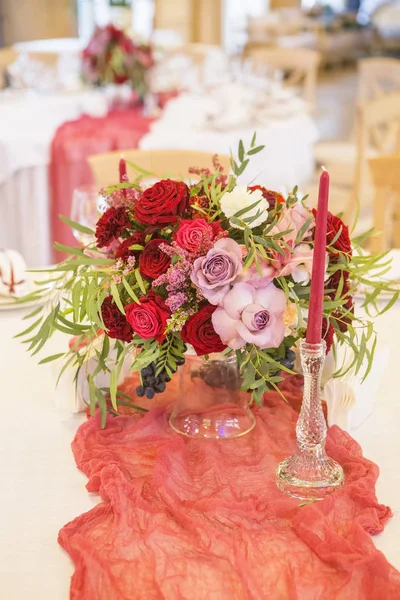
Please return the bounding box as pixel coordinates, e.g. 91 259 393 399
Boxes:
95 207 130 248
135 180 189 226
139 239 171 280
115 232 145 262
125 293 170 343
101 296 133 343
181 304 226 356
334 296 354 333
248 186 285 209
173 219 224 253
322 318 335 354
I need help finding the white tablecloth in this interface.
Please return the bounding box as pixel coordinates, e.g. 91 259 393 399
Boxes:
13 38 84 55
140 92 319 191
0 90 108 266
0 283 399 598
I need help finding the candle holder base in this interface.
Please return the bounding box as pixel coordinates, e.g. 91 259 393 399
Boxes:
276 448 344 500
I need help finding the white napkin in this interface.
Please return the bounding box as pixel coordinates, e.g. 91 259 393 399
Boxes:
323 346 390 431
0 249 28 298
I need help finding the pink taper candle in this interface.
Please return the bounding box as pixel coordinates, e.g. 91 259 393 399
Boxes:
306 170 330 344
119 157 127 183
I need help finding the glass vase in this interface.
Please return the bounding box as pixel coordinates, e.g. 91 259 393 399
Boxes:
169 352 256 440
276 340 344 500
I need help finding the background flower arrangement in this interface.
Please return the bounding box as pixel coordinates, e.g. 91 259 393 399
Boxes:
81 24 153 98
20 137 398 426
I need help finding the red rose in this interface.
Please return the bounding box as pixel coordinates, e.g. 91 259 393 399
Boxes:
322 318 335 354
101 296 133 343
139 239 171 279
173 219 224 253
326 269 350 300
248 186 285 209
327 212 352 256
334 296 354 333
125 293 170 342
115 232 145 262
135 180 189 226
312 209 352 257
181 305 226 356
95 207 130 248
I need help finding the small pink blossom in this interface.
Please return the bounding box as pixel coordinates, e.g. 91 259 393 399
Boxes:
239 260 276 288
212 282 286 350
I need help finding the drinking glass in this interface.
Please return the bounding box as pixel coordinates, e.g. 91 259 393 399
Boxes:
70 185 104 246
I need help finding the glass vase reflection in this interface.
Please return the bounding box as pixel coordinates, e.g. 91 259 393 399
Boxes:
276 340 344 500
169 352 256 440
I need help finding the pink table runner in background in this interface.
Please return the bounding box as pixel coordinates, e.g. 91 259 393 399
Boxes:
59 384 400 600
49 108 152 262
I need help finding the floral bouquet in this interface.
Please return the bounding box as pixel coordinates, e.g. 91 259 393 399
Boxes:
82 24 153 98
21 137 398 427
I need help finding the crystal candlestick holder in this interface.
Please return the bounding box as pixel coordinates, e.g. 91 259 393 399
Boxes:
276 340 344 500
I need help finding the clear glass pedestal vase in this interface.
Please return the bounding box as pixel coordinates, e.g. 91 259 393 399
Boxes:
169 353 256 440
276 340 344 500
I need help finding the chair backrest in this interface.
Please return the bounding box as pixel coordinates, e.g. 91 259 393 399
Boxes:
357 57 400 105
88 149 231 188
368 155 400 252
243 46 321 108
22 51 60 67
0 48 18 89
353 92 400 208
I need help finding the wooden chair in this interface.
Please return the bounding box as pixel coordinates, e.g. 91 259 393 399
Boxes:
23 52 60 67
345 92 400 223
0 48 18 89
316 60 400 190
368 155 400 253
357 57 400 106
88 149 231 188
242 46 321 109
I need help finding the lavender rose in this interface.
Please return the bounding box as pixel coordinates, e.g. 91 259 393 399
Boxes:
212 282 286 349
190 238 243 305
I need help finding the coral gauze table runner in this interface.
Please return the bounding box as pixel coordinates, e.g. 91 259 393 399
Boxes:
49 108 153 262
59 382 400 600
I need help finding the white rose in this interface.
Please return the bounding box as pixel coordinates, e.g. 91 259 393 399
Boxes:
220 186 268 229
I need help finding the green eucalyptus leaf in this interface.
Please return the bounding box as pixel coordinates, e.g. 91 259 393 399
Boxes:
59 215 95 236
110 282 126 315
38 353 65 365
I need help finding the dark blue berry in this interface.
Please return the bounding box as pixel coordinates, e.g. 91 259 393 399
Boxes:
155 381 166 393
136 386 145 397
175 357 185 366
145 387 155 399
142 366 153 377
280 358 293 369
286 349 296 362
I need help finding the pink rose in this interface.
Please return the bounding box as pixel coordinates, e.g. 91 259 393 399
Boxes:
212 282 286 350
190 238 243 305
271 204 314 244
173 218 221 253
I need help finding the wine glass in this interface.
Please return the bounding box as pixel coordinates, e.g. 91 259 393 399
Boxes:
70 185 104 246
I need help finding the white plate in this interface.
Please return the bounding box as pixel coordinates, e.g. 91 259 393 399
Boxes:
0 270 55 311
